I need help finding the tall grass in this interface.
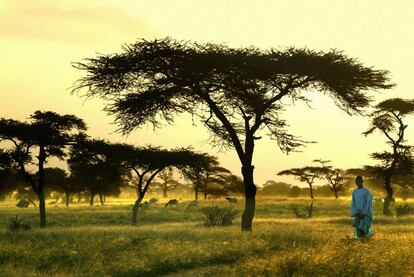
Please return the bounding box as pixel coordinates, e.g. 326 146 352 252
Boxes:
0 198 413 276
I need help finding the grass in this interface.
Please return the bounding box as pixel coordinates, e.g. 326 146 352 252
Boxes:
1 197 414 276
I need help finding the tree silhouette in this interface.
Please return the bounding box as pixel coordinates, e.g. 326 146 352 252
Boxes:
180 155 231 199
278 166 324 199
112 144 210 225
73 38 393 230
363 98 414 215
42 167 69 205
0 111 86 227
68 138 129 206
314 159 348 198
154 167 180 198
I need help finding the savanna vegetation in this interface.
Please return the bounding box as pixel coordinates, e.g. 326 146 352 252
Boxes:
1 197 414 276
2 38 414 276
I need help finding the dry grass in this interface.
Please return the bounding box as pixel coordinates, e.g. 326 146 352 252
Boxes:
0 197 413 276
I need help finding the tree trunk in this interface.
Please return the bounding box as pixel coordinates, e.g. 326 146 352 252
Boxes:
194 187 198 200
241 165 256 231
37 146 47 228
132 194 145 225
204 180 208 200
163 186 168 198
309 184 314 199
65 191 70 207
90 193 95 206
37 190 47 228
99 193 104 205
383 175 393 215
333 186 338 199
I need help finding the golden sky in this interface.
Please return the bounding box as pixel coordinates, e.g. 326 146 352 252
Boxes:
1 0 414 186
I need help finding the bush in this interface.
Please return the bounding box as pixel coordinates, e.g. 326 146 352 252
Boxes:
201 205 239 226
16 199 30 208
396 203 411 216
8 215 31 232
149 198 158 204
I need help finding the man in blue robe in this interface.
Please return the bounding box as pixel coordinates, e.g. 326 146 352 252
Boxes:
350 176 373 238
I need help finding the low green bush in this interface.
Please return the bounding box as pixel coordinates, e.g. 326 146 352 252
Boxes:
201 205 239 226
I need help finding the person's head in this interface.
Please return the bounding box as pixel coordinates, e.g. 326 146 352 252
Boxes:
355 176 364 188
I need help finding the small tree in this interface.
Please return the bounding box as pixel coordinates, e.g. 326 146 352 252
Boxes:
0 111 86 227
112 144 211 225
73 38 393 230
278 166 324 199
314 159 347 198
363 98 414 215
155 167 180 198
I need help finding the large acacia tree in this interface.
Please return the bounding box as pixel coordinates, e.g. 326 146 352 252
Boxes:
363 98 414 215
73 38 392 230
0 111 86 227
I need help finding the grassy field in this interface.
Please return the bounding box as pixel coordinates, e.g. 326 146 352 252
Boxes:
1 197 414 277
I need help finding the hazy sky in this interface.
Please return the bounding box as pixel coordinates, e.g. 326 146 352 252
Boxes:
1 0 414 186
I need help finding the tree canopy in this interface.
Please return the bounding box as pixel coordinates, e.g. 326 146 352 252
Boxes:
73 38 393 231
0 111 86 227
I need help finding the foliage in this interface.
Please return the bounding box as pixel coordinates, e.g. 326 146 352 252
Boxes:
0 111 86 227
68 138 130 205
363 98 414 215
16 199 30 208
73 38 393 230
201 205 239 226
259 180 292 196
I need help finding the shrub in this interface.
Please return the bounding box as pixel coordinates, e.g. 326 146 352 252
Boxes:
16 199 30 208
291 201 314 218
396 203 411 216
149 198 158 204
8 215 31 232
201 205 239 226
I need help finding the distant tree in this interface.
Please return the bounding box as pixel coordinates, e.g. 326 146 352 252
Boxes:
314 159 348 198
259 180 292 196
0 111 86 227
68 138 129 206
202 164 232 200
0 151 19 200
154 167 180 198
363 98 414 215
73 38 393 230
112 144 210 225
278 166 324 199
288 185 302 198
42 167 80 207
180 154 220 200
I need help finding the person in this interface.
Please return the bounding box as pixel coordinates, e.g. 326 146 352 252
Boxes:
350 176 373 238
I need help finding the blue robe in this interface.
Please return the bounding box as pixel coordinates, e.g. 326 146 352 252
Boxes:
350 187 373 237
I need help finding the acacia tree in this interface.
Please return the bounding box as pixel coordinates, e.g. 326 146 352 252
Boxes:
155 167 180 198
278 166 324 199
73 38 392 230
180 154 231 199
68 138 128 206
363 98 414 215
0 111 86 227
112 144 210 225
314 159 347 198
43 167 69 205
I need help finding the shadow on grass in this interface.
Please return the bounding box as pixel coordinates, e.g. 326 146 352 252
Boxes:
110 253 239 277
